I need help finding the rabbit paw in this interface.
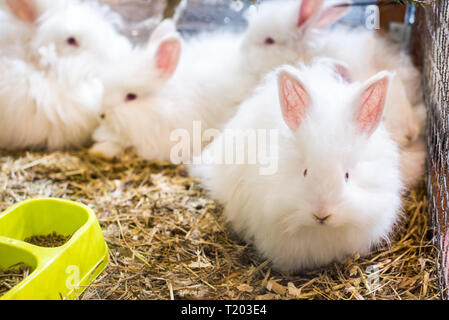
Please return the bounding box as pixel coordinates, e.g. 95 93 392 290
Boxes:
89 141 123 160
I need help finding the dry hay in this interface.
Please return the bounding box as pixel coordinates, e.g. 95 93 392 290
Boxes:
0 150 442 300
0 263 32 297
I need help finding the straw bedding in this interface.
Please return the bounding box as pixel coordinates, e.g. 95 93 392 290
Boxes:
0 150 442 299
0 263 32 297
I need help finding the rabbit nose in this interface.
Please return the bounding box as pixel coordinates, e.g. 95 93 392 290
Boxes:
313 213 331 224
313 206 332 224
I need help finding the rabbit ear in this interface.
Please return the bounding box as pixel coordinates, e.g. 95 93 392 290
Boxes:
155 36 181 79
149 19 177 44
297 0 324 27
313 1 350 29
354 71 392 136
317 58 352 83
278 69 311 131
6 0 38 23
327 59 352 83
333 62 352 83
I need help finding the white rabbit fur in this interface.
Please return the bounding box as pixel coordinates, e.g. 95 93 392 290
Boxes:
241 0 424 148
168 31 259 130
0 0 131 74
0 0 130 150
0 48 103 150
91 3 340 161
190 61 403 273
90 21 186 160
91 20 269 160
32 0 130 75
91 2 339 161
399 137 426 188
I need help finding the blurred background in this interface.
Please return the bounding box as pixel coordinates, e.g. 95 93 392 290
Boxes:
99 0 409 44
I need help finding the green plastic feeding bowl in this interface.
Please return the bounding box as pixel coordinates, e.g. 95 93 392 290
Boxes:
0 198 108 300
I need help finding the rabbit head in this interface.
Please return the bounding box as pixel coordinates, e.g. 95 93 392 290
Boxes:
274 62 401 234
4 0 131 67
240 0 350 78
100 19 182 114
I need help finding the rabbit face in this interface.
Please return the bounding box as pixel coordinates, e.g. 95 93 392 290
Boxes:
274 63 401 233
240 0 349 78
31 1 130 64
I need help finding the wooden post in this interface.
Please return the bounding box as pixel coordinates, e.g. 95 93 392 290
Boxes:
377 3 406 34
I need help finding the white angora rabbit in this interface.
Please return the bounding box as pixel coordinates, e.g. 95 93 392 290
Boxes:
190 60 403 273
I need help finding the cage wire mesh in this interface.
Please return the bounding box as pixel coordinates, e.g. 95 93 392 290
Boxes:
421 0 449 300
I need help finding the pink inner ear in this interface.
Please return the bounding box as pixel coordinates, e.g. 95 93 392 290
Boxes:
6 0 37 23
156 39 181 79
297 0 324 27
356 78 388 136
279 73 310 131
333 64 352 83
314 6 349 29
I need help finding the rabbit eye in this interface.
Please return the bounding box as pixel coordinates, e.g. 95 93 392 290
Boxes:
303 169 308 177
264 37 275 45
125 93 138 102
345 172 349 182
66 37 79 47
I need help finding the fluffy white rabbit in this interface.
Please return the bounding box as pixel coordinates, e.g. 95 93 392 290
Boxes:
190 60 403 273
0 0 131 150
241 0 424 148
0 48 103 150
308 57 425 188
399 137 426 188
90 20 185 160
0 0 131 73
0 0 41 58
90 14 268 161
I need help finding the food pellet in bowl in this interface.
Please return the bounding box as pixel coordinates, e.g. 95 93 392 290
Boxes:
0 263 32 297
24 231 72 248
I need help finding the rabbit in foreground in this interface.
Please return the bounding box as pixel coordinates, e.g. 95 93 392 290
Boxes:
318 60 426 188
242 0 424 148
190 60 403 273
0 0 131 150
